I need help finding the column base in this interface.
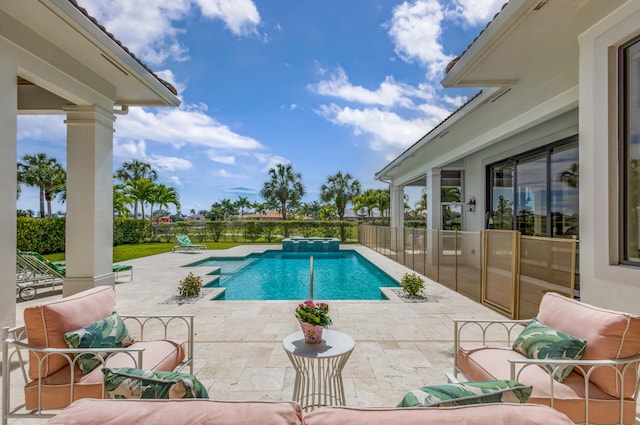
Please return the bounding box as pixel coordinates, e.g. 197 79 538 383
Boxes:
62 273 115 297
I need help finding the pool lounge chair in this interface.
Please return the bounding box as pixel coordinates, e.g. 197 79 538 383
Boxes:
172 234 207 253
17 251 133 285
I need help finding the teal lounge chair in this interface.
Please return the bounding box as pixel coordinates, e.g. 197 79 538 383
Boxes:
172 234 207 253
17 251 133 284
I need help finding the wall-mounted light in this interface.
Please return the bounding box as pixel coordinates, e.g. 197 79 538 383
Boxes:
467 197 476 212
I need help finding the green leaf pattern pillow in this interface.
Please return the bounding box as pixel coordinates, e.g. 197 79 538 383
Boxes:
64 311 135 374
397 380 532 407
102 367 209 399
512 318 587 382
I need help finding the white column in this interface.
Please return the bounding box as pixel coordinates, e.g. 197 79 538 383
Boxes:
390 184 405 229
0 65 17 329
63 105 115 296
426 168 441 230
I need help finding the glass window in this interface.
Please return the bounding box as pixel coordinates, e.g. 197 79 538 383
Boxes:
489 162 514 230
486 138 578 238
550 144 579 238
516 153 547 236
622 38 640 263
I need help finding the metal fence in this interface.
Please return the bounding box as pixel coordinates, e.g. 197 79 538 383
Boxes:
358 225 578 319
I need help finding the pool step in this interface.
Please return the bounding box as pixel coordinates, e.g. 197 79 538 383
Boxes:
204 275 220 287
207 267 222 275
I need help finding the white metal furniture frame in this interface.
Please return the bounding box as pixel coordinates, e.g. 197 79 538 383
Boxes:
282 330 355 411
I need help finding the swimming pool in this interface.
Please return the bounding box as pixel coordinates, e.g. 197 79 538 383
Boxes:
189 250 399 300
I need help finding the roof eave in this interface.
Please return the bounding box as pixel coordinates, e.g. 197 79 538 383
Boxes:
441 0 533 88
53 0 180 107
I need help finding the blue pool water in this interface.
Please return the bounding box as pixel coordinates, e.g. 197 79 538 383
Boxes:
190 250 398 300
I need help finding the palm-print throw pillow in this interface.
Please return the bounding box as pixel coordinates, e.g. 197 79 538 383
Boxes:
102 367 209 399
64 311 135 374
512 318 587 382
397 380 531 407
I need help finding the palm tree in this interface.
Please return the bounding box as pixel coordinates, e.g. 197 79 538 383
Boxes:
113 184 132 219
374 189 390 218
220 198 236 221
320 171 361 220
260 163 305 220
43 163 66 218
560 163 579 188
353 189 379 218
125 178 154 221
18 153 66 218
149 183 180 233
235 196 251 220
114 160 158 219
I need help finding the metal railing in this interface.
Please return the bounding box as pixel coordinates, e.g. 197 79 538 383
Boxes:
358 225 578 319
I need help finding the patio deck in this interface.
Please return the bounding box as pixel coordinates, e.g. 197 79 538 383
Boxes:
1 244 557 422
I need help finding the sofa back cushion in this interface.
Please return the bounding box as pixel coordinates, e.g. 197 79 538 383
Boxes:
45 399 304 425
304 403 574 425
536 292 640 397
24 286 116 380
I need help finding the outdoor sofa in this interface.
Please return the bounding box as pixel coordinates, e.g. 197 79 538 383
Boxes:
452 292 640 425
45 399 574 425
2 285 194 425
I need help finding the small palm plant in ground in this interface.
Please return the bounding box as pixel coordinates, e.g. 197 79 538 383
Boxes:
178 272 203 298
400 273 424 297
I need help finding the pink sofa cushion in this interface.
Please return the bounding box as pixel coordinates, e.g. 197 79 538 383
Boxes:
536 292 640 398
24 339 185 411
303 403 574 425
457 346 637 425
45 399 304 425
24 286 116 380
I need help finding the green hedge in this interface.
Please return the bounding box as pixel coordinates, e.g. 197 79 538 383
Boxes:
17 217 65 254
16 218 360 253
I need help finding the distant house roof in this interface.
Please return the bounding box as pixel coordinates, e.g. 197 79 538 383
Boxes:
243 210 283 220
67 0 177 96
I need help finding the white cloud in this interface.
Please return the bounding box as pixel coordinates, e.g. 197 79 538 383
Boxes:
115 104 264 151
194 0 261 36
388 0 453 78
308 67 427 108
113 139 192 172
206 150 236 164
166 175 183 187
448 0 505 27
17 115 66 143
149 155 193 171
316 104 435 151
254 153 289 172
77 0 261 66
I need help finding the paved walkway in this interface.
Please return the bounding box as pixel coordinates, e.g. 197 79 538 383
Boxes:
8 244 505 421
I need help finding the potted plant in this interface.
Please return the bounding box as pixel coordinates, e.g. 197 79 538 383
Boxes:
295 300 332 344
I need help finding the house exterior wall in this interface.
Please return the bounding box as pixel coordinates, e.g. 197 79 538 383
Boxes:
579 0 640 313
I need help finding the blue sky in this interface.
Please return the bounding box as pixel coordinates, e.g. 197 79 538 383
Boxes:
17 0 504 215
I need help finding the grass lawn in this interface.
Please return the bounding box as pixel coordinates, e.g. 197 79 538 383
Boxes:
45 241 280 263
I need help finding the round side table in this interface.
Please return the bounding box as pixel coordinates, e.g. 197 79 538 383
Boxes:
282 329 355 411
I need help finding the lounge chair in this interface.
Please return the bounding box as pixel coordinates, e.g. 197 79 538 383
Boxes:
172 234 207 253
16 251 64 300
17 251 133 291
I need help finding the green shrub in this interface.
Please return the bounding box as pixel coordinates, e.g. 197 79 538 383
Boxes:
178 272 203 298
113 219 146 245
244 221 263 241
17 217 65 254
400 273 424 297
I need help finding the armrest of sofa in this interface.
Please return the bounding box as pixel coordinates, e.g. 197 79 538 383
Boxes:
453 319 529 347
507 354 640 389
121 314 194 374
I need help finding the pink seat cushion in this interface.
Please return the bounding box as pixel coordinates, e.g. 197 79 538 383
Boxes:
537 292 640 398
25 339 185 410
457 346 637 425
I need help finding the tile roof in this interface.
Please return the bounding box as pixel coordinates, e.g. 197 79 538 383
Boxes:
445 1 510 74
67 0 178 96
